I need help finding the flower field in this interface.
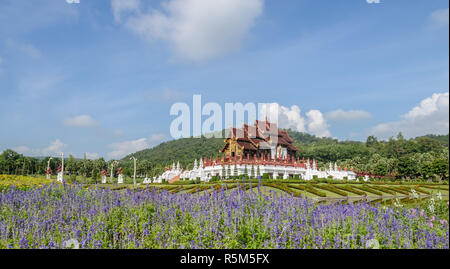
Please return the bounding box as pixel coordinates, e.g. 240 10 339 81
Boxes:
0 175 52 191
0 181 448 249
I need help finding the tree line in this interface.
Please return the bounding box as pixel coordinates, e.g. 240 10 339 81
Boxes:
292 132 449 180
0 132 448 181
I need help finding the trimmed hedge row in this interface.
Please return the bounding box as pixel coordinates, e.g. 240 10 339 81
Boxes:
413 186 430 195
305 184 327 197
421 185 449 191
314 184 348 197
334 185 366 196
384 186 410 195
368 185 396 195
287 184 306 191
263 183 302 197
351 185 383 196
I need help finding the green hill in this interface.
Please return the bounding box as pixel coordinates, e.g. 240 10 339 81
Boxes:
124 136 225 170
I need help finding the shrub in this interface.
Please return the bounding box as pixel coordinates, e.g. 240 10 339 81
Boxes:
314 184 348 196
67 174 77 184
304 184 327 197
334 185 365 196
382 186 410 195
369 185 395 195
287 184 306 191
351 185 382 196
413 186 430 195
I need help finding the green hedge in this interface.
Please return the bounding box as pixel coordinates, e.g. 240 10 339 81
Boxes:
382 186 410 195
314 184 348 196
334 185 365 196
368 185 396 195
304 184 327 197
413 186 430 195
351 185 383 196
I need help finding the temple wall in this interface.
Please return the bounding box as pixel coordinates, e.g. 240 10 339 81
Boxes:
152 161 357 183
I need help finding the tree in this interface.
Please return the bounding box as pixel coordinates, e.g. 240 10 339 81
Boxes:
66 155 77 176
432 159 449 181
366 136 378 147
420 162 434 180
396 156 418 179
0 149 20 174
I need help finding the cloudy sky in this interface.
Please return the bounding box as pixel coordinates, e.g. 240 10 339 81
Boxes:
0 0 448 160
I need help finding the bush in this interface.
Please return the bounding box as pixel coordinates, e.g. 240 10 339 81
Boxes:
352 185 382 196
304 184 327 197
67 174 77 184
334 185 365 196
314 184 348 196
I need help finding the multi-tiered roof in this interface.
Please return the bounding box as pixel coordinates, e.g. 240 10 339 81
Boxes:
221 119 300 160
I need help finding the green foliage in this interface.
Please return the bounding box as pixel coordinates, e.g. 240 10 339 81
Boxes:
314 184 348 196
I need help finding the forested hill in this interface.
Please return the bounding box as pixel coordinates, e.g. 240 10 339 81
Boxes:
123 130 449 177
124 136 225 170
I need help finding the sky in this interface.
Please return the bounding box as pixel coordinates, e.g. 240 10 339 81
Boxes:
0 0 448 160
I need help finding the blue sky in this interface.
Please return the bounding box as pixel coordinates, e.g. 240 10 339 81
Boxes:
0 0 448 160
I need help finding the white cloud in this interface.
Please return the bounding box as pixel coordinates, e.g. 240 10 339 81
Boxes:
14 139 67 156
258 103 331 137
63 114 98 127
370 92 449 139
148 133 168 146
108 138 149 159
85 152 100 160
403 92 449 119
107 134 167 159
325 109 372 121
366 0 381 4
111 0 140 22
13 146 33 155
259 103 307 132
306 110 331 138
430 8 449 27
114 0 264 61
42 139 66 155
